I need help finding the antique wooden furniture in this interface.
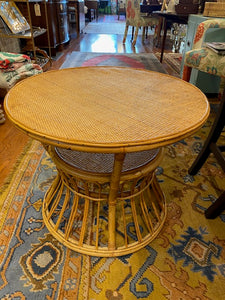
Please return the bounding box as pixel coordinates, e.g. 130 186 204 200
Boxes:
182 19 225 219
153 10 189 62
0 0 51 66
17 0 69 56
85 0 99 21
203 0 225 18
68 0 85 37
4 67 209 256
140 2 161 14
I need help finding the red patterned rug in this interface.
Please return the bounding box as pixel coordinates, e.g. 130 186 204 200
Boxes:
60 52 167 74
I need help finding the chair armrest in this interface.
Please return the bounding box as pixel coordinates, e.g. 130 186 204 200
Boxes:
193 19 225 50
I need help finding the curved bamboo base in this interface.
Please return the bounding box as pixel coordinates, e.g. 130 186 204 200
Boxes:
42 147 167 257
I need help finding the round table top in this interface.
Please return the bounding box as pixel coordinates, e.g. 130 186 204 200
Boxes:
4 66 210 153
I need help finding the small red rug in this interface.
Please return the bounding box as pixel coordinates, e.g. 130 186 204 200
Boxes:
60 52 167 74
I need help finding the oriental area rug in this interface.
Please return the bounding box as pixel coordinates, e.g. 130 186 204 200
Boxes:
60 52 166 73
155 52 183 75
0 53 225 300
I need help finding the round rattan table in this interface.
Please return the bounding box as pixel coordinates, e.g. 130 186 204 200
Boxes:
4 67 210 257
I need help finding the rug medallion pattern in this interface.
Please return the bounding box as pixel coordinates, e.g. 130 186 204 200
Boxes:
0 54 225 299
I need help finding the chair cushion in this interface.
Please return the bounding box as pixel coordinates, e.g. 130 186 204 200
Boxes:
126 0 158 27
127 17 158 27
0 52 43 90
184 48 225 78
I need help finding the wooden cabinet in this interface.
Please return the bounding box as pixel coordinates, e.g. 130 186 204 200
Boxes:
181 14 225 95
17 0 70 56
68 0 85 37
77 0 85 33
57 1 70 44
0 0 51 67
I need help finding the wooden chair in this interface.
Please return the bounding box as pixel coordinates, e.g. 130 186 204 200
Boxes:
182 19 225 218
196 87 225 219
122 0 158 46
118 0 126 20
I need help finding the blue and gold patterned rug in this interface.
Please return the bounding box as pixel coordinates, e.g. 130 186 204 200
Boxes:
0 107 225 299
0 54 225 299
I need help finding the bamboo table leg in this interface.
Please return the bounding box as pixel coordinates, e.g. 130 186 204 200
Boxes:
108 153 125 251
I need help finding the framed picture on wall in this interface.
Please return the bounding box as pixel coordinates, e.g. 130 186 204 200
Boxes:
0 1 30 34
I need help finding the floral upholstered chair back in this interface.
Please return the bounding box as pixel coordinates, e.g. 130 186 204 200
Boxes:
193 19 225 50
125 0 141 27
123 0 158 46
182 19 225 99
183 19 225 78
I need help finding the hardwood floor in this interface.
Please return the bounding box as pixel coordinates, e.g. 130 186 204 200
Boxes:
0 14 177 188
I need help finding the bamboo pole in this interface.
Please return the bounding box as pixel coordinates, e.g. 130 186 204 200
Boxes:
108 153 125 251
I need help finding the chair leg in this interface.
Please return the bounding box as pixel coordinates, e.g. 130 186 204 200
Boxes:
155 17 163 47
142 27 145 43
123 24 129 44
182 65 192 82
132 26 139 46
131 26 134 41
188 86 225 175
189 86 225 218
205 191 225 219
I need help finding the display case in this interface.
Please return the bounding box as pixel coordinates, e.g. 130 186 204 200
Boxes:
16 0 69 56
0 0 51 68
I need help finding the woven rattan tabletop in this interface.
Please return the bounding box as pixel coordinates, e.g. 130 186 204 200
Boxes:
4 66 210 153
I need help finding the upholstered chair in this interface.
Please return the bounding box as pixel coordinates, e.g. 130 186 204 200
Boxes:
182 19 225 218
182 19 225 97
122 0 158 46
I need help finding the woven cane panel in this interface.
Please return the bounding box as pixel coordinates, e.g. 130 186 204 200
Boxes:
5 67 209 151
55 147 160 173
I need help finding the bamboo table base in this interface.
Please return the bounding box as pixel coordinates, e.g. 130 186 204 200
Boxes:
42 146 167 257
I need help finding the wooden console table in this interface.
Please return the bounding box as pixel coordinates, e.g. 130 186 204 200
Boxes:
153 11 189 62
